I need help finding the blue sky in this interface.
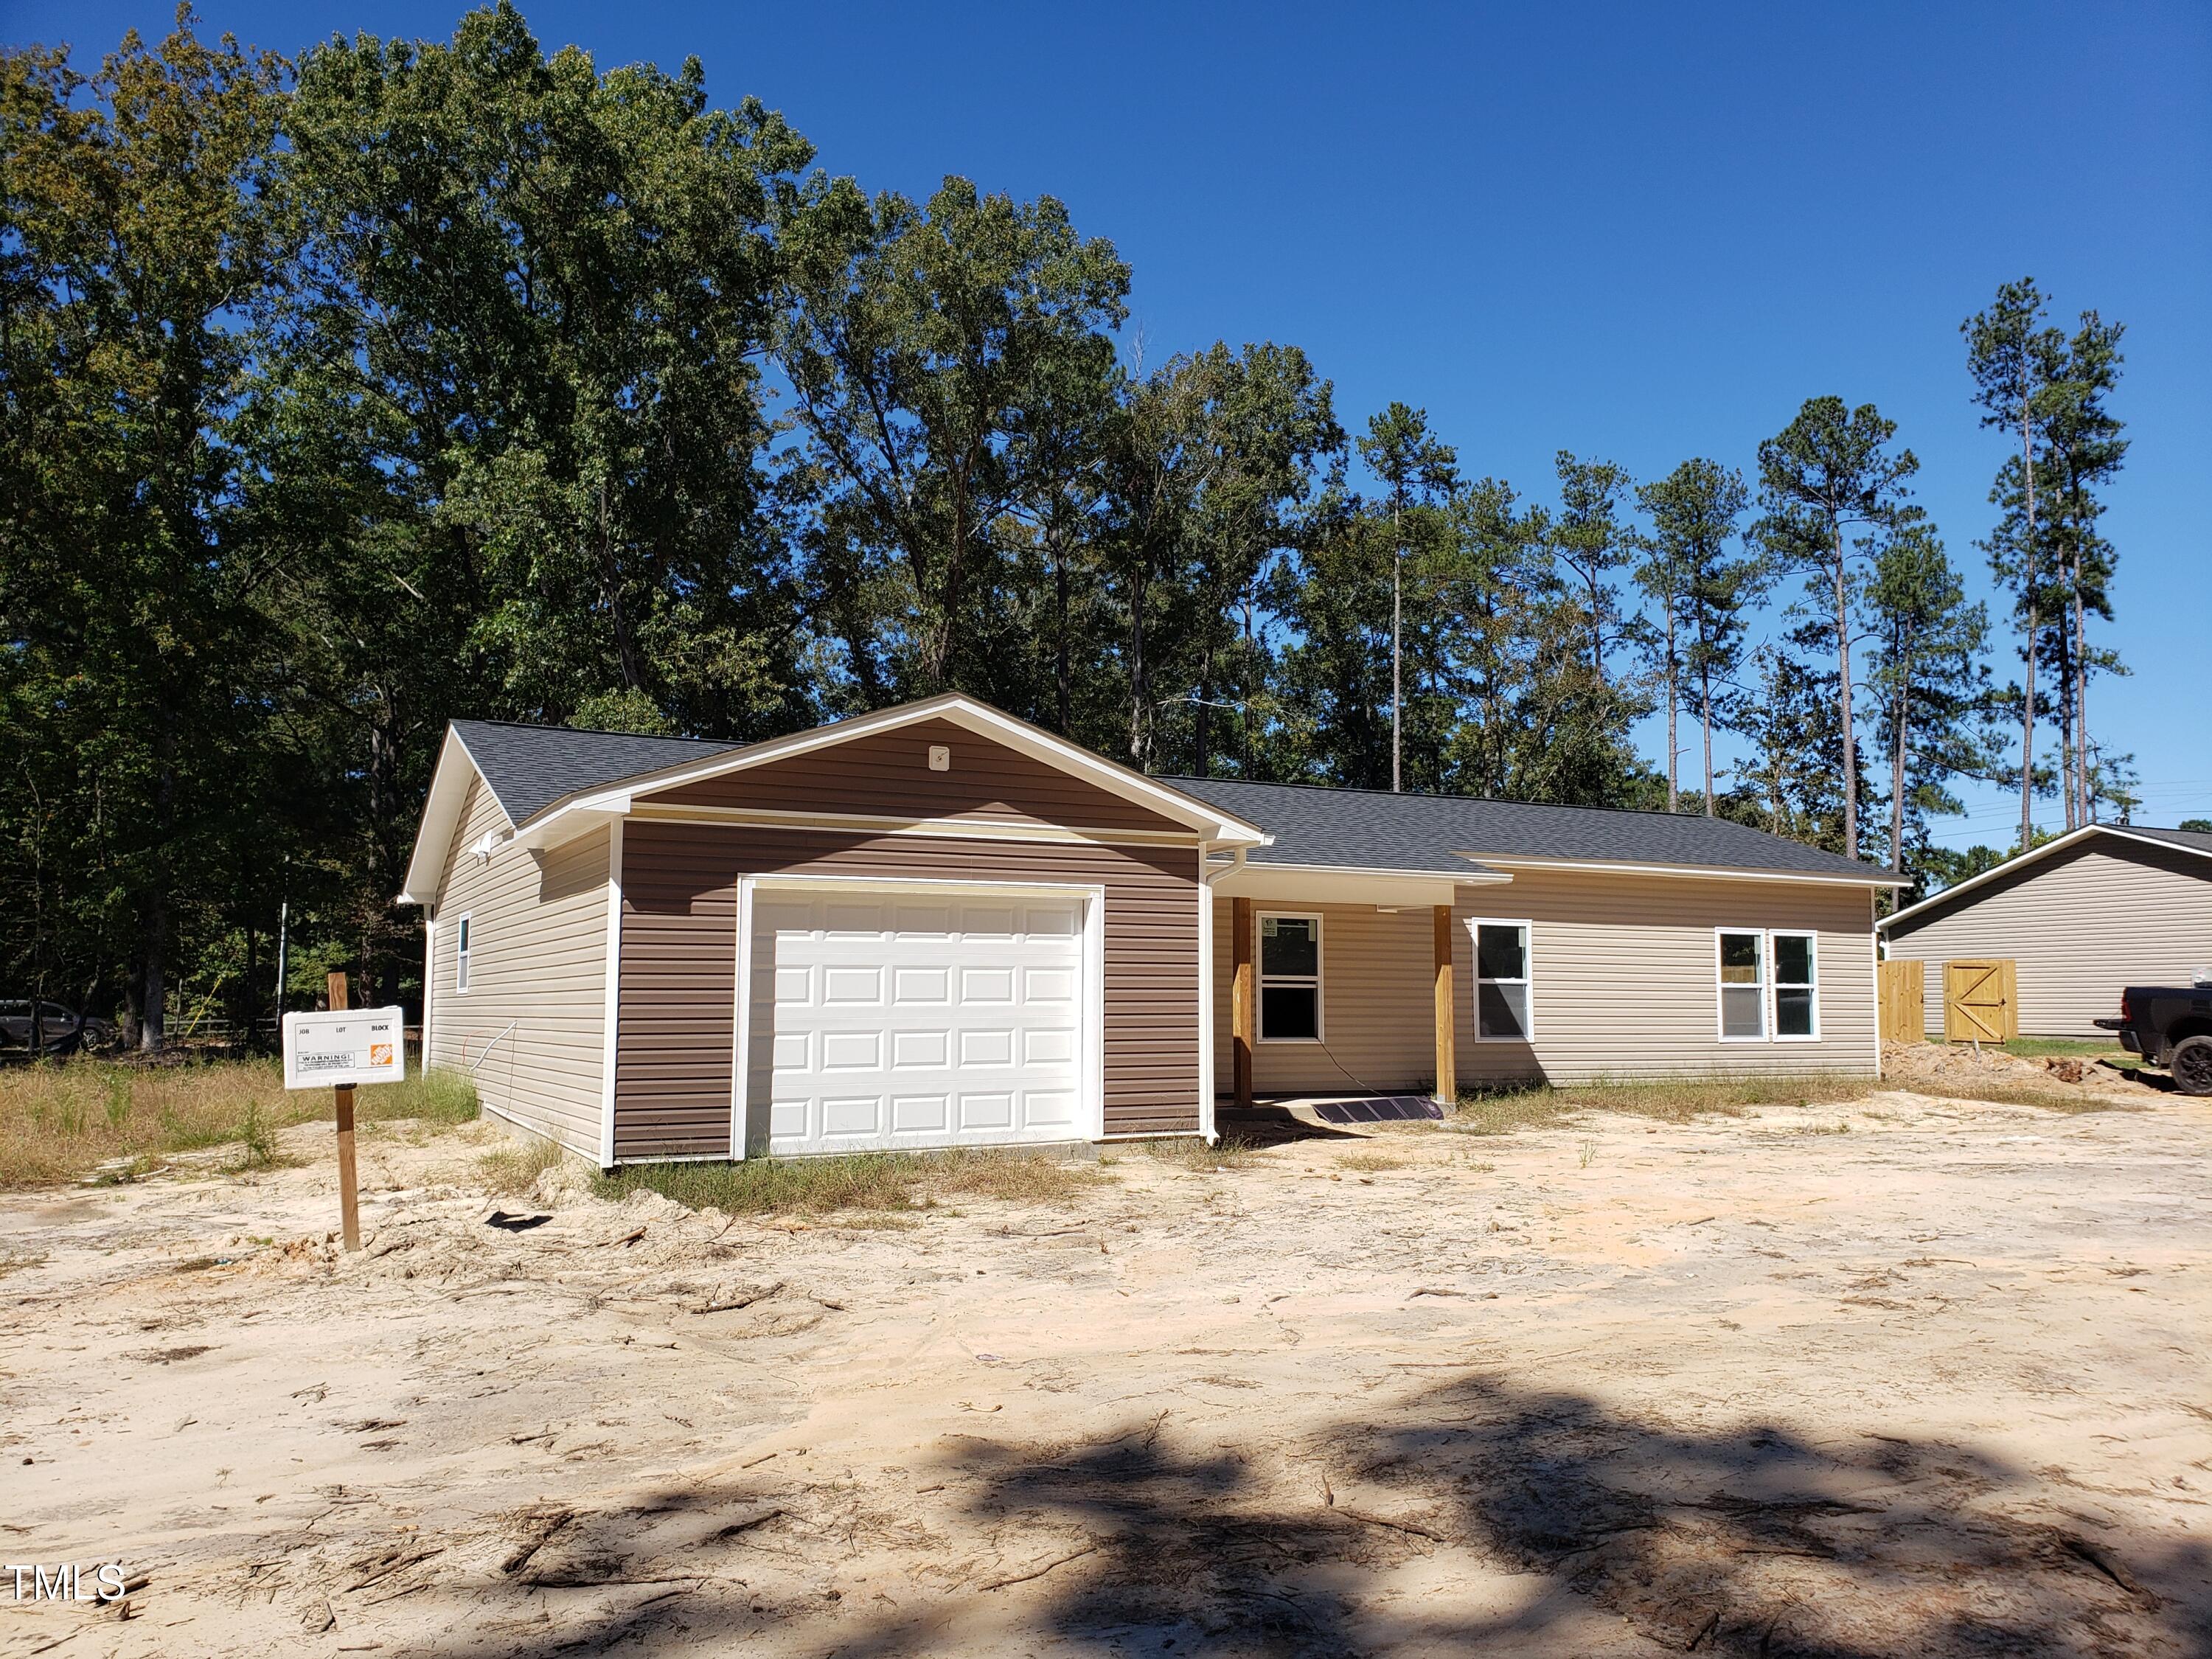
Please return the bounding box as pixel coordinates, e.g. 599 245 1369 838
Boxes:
20 0 2211 839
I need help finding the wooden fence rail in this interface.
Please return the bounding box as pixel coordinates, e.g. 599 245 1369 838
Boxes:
1877 959 1924 1042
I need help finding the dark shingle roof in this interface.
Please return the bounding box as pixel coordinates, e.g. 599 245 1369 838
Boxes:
1164 776 1894 880
453 720 743 826
2119 825 2212 857
443 716 1894 883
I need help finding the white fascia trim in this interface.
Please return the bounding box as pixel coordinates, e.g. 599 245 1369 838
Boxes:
397 727 514 906
598 821 622 1171
513 694 1273 849
1465 853 1903 889
1877 824 2208 931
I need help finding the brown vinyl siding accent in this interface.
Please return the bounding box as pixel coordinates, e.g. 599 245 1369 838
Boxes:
425 774 608 1158
615 822 1201 1159
1213 871 1877 1093
650 717 1183 834
1884 838 2212 1037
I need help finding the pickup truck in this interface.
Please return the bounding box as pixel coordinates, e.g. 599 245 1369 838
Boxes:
2094 984 2212 1096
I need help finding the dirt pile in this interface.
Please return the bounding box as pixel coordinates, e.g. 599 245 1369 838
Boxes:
1880 1037 2160 1100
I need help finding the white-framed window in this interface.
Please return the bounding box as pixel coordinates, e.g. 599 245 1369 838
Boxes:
1715 928 1821 1042
1772 930 1818 1040
454 913 473 994
1472 919 1534 1042
1716 928 1764 1040
1257 913 1322 1042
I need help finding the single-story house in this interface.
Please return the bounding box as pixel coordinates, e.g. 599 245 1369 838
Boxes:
1877 824 2212 1038
398 693 1899 1167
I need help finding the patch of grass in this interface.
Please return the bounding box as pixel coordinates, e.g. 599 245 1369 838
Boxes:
1141 1132 1267 1172
478 1135 567 1197
594 1145 1105 1217
358 1067 480 1126
1336 1149 1409 1173
1452 1074 1880 1135
1923 1082 2121 1115
0 1058 479 1188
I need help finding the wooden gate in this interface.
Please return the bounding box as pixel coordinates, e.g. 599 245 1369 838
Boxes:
1877 959 1924 1040
1943 959 2017 1043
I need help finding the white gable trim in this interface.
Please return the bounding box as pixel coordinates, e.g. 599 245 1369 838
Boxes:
398 728 510 907
508 693 1271 853
1462 853 1902 890
1878 824 2212 932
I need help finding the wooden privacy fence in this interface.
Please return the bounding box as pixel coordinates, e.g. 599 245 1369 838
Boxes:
1877 959 1924 1041
1942 958 2018 1043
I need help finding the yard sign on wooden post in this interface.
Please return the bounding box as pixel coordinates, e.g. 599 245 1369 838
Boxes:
280 974 404 1251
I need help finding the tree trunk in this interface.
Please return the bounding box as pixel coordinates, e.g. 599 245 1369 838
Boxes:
1891 663 1909 875
2072 560 2090 823
1390 504 1402 793
1698 657 1715 818
1052 533 1071 734
1664 605 1680 814
2017 400 2039 851
1833 529 1857 858
1126 570 1150 771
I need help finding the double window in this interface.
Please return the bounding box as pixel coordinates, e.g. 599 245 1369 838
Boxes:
1472 919 1533 1041
454 914 473 995
1257 914 1321 1041
1716 928 1818 1041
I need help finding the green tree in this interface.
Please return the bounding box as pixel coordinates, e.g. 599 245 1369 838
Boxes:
1863 512 1989 886
1755 396 1918 860
263 2 815 998
1 13 289 1046
1636 459 1761 817
776 172 1129 700
2032 308 2127 829
1551 451 1638 687
1355 404 1457 791
1963 279 2065 849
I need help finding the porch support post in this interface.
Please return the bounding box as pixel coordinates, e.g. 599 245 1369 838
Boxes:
1231 897 1254 1107
1433 904 1457 1106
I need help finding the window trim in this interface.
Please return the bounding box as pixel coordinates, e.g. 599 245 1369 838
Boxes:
1770 928 1820 1042
1714 925 1766 1043
453 911 473 995
1256 911 1324 1044
1470 917 1535 1043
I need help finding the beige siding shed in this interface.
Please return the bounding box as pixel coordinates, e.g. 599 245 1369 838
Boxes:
1882 834 2212 1037
424 773 611 1159
1214 868 1879 1093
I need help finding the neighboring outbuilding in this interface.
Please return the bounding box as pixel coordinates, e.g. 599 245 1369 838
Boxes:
1877 824 2212 1038
399 694 1899 1168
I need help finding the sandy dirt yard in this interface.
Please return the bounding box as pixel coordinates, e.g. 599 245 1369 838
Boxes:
3 1079 2209 1658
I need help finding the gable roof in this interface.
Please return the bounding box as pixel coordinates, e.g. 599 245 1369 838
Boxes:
1168 776 1900 885
399 695 1273 905
1878 822 2212 932
453 720 743 827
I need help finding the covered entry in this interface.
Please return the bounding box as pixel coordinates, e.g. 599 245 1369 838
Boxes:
737 878 1105 1157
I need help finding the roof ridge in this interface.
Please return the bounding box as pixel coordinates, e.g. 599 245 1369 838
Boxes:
1165 772 1797 829
454 717 741 746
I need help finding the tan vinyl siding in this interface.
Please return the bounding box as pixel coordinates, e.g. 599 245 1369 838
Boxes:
1214 872 1877 1092
1884 838 2212 1037
654 716 1182 833
425 774 608 1158
616 822 1202 1160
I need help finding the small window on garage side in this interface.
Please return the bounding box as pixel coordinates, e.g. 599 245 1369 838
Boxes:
1259 914 1321 1041
1474 920 1532 1041
1717 929 1763 1040
455 914 473 994
1773 931 1818 1039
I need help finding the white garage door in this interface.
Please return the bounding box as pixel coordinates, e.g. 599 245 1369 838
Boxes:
747 888 1090 1156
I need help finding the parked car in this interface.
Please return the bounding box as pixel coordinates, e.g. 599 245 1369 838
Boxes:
2094 982 2212 1095
0 1000 114 1060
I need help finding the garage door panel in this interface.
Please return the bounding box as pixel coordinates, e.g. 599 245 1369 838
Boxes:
752 888 1091 1156
894 966 950 1004
892 1093 948 1133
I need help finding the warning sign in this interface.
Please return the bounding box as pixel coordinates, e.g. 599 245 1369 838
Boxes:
281 1007 407 1090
